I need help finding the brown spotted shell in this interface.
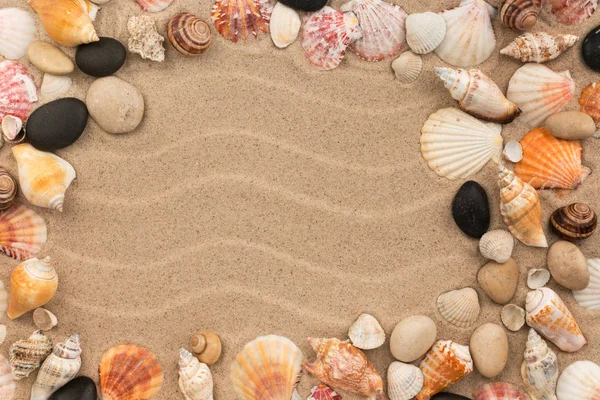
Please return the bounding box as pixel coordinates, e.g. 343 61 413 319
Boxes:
550 203 597 241
168 13 212 56
0 169 17 211
500 0 543 31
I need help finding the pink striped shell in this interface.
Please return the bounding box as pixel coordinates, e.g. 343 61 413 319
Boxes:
134 0 174 12
0 60 37 123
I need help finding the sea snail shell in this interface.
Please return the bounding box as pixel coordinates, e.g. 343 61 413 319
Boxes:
550 203 597 241
168 13 212 56
0 168 17 211
191 331 221 365
500 0 543 31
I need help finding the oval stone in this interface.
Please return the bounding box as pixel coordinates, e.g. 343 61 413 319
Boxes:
26 98 88 151
278 0 327 11
545 111 596 140
452 181 490 239
26 41 75 75
49 376 97 400
582 25 600 71
547 240 590 290
477 258 519 305
76 37 126 77
469 323 508 378
431 394 471 400
390 315 437 362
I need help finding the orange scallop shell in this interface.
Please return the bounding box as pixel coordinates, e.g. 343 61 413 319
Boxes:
211 0 272 42
579 82 600 133
0 205 47 261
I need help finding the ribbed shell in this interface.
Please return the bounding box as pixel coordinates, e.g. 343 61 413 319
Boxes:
0 325 5 347
387 361 423 400
41 74 72 101
500 32 578 63
168 13 212 56
135 0 174 12
420 108 503 180
270 2 301 48
0 282 7 319
0 168 17 212
479 230 514 264
31 334 81 400
0 205 47 261
9 330 53 380
8 257 58 319
391 52 422 83
549 0 598 25
0 8 36 60
527 269 551 290
211 0 272 42
348 313 385 350
521 329 558 400
500 0 543 31
178 348 213 400
550 203 597 241
406 12 446 55
579 82 600 136
501 304 526 332
473 382 529 400
0 355 15 400
573 259 600 310
556 360 600 400
0 60 37 123
307 384 341 400
437 288 480 328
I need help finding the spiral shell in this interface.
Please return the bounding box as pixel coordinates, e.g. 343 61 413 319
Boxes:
168 13 212 56
550 203 597 241
521 329 558 400
500 0 543 31
178 348 213 400
191 331 221 365
8 257 58 320
501 32 578 63
9 330 53 380
0 169 17 211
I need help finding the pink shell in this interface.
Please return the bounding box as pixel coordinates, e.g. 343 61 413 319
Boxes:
302 6 363 71
211 0 272 42
134 0 174 12
341 0 407 61
474 382 529 400
549 0 597 24
308 384 342 400
0 61 37 123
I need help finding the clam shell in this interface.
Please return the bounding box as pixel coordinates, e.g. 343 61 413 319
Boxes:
178 348 213 400
0 8 36 60
33 308 58 331
31 334 81 400
503 140 523 163
549 0 597 25
501 32 578 63
0 60 38 123
527 268 551 289
406 12 446 55
437 288 480 328
522 329 558 400
168 13 212 56
550 203 597 241
41 74 72 101
0 205 47 261
500 0 543 31
1 115 25 144
556 360 600 400
8 257 58 320
501 304 526 332
573 258 600 310
391 52 422 83
127 15 166 62
9 330 53 380
270 3 301 49
307 384 342 400
388 361 423 400
211 0 272 42
348 313 385 350
0 168 17 211
0 355 15 400
579 82 600 137
135 0 174 12
479 230 514 264
191 331 221 365
473 382 528 399
29 0 99 47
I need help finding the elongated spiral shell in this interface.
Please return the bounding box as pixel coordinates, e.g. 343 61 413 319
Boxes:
9 330 53 380
168 13 212 56
501 32 578 63
178 348 213 400
521 329 558 400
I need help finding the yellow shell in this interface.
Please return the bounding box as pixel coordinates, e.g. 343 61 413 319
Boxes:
8 257 58 320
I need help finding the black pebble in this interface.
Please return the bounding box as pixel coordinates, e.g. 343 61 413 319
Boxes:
49 376 97 400
279 0 327 12
582 25 600 71
76 37 126 77
432 393 472 400
26 98 88 151
452 181 490 239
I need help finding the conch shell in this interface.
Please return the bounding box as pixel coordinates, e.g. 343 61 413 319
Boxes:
179 348 213 400
521 328 558 400
9 330 53 380
8 257 58 320
501 32 578 63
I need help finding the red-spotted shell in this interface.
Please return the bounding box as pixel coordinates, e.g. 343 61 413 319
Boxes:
0 61 37 123
549 0 597 24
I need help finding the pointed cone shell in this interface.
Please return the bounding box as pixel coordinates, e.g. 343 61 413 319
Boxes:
527 268 551 289
507 64 575 127
33 308 58 331
100 344 163 400
479 230 514 264
573 259 600 310
8 257 57 320
521 329 558 400
211 0 272 42
437 288 480 328
392 52 422 83
31 334 81 400
579 82 600 136
556 360 600 400
168 13 212 56
500 0 543 31
348 313 385 350
9 330 53 380
387 361 423 400
498 165 547 247
474 382 529 399
0 205 47 261
178 348 213 400
12 144 77 212
231 335 303 400
0 282 7 319
135 0 174 12
549 0 598 25
0 60 37 123
307 384 342 400
0 8 36 60
40 74 72 101
270 3 301 49
420 108 503 180
406 12 446 55
501 304 526 331
503 140 523 163
501 32 578 63
0 355 15 400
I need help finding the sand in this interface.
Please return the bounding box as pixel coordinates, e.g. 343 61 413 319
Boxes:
1 0 600 398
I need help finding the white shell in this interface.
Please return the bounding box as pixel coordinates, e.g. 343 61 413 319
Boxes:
500 32 579 63
391 52 422 84
437 287 480 328
0 355 15 400
0 281 8 319
507 64 575 127
406 12 446 55
387 361 424 400
556 360 600 400
435 0 496 67
40 74 72 101
528 268 551 290
33 308 58 331
522 328 558 400
270 2 301 49
501 304 526 332
178 348 213 400
0 8 36 60
348 313 385 350
479 229 514 264
573 258 600 310
420 108 503 180
0 325 6 347
503 140 523 163
1 115 22 142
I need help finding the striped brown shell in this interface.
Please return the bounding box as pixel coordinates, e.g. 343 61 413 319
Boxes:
0 169 17 211
500 0 543 31
168 13 212 56
550 203 597 241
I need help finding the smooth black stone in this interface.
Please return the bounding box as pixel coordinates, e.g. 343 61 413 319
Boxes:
49 376 97 400
583 25 600 71
76 37 126 77
279 0 327 12
432 393 472 400
26 98 88 151
452 181 490 239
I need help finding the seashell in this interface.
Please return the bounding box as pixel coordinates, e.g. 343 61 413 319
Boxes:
33 308 58 331
501 304 526 332
556 360 600 400
573 258 600 310
515 128 590 191
498 165 547 248
231 335 303 400
500 0 543 31
0 282 6 319
435 0 496 68
503 140 523 163
549 0 598 25
0 168 17 212
391 52 422 83
473 382 529 400
579 82 600 137
304 337 385 398
420 108 503 180
507 64 575 127
435 67 521 124
340 0 407 61
40 74 72 101
0 60 38 123
28 0 100 47
348 313 385 350
135 0 174 12
8 257 58 320
501 32 578 63
388 361 424 400
100 344 163 400
437 288 480 328
521 329 558 400
178 348 213 400
0 325 6 346
301 7 363 71
168 13 212 56
527 269 551 290
191 331 222 365
31 334 81 400
416 340 473 400
270 3 301 48
479 230 514 264
307 384 342 400
0 205 47 261
12 144 77 212
550 203 597 241
0 8 36 60
9 330 53 380
211 0 272 43
1 115 25 144
526 287 586 352
0 355 15 400
127 15 166 62
406 12 446 55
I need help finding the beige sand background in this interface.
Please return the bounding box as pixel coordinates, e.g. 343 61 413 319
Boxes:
0 0 599 398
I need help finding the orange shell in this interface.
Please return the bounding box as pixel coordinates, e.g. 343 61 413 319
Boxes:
211 0 272 42
579 82 600 132
0 205 47 261
7 257 57 319
515 128 590 190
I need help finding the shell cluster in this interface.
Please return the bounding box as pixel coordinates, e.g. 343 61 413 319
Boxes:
31 334 81 399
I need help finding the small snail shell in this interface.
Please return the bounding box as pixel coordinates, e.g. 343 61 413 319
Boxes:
550 203 597 241
0 168 17 211
191 331 221 365
167 13 212 56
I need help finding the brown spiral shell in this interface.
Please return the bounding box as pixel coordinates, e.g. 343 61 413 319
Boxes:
0 168 17 211
550 203 597 241
500 0 543 31
167 13 212 56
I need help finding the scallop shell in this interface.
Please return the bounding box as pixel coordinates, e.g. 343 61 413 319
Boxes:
135 0 174 12
9 330 53 380
307 384 342 400
434 0 496 67
232 335 303 400
8 257 58 320
579 82 600 137
0 325 6 347
500 0 543 31
405 12 446 55
515 128 590 191
0 282 7 319
437 288 480 328
270 3 301 48
416 340 473 400
479 230 514 264
31 334 81 400
178 348 213 400
348 313 385 350
501 32 578 63
503 140 523 163
498 165 547 247
0 355 15 400
573 258 600 310
391 52 422 83
340 0 407 61
211 0 272 43
28 0 99 47
1 115 25 144
0 8 36 60
550 203 597 241
33 308 58 331
12 144 77 212
127 15 166 62
556 360 600 400
168 13 212 56
0 204 47 261
473 382 529 400
301 7 363 71
501 304 526 332
191 331 221 365
521 329 558 400
100 344 164 400
0 60 38 123
549 0 597 25
527 269 551 290
41 74 72 101
420 108 503 180
0 168 17 212
506 64 575 127
388 361 424 400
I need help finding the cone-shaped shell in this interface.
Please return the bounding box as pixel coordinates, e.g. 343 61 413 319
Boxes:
8 257 57 320
31 334 81 400
573 258 600 310
501 32 578 63
550 203 597 241
12 144 77 212
0 205 47 261
100 344 163 400
9 330 53 380
437 288 480 328
0 8 36 60
0 355 15 400
549 0 598 25
348 313 385 350
473 382 529 399
579 82 600 136
0 168 17 212
406 12 446 55
211 0 272 42
178 348 213 400
500 0 543 31
556 360 600 400
528 268 551 289
521 329 558 400
501 304 526 331
270 3 301 49
392 52 422 83
0 60 38 123
135 0 174 12
388 361 423 400
479 230 514 264
168 13 212 56
308 384 342 400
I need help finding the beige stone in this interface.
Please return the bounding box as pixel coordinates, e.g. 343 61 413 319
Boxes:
390 315 437 362
545 111 596 140
477 258 519 304
470 323 508 378
547 241 590 290
26 41 74 76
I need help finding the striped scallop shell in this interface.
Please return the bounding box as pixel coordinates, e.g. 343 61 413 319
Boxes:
135 0 174 12
500 0 543 31
0 60 37 123
0 325 5 347
348 313 385 350
579 82 600 137
270 2 301 48
437 288 480 328
406 12 446 54
41 74 72 101
556 360 600 400
392 52 422 83
9 330 53 380
307 384 342 400
549 0 597 25
0 205 47 261
211 0 272 42
479 230 514 264
0 8 36 60
0 355 15 400
168 13 212 55
500 32 578 63
473 382 529 400
388 361 423 400
573 259 600 310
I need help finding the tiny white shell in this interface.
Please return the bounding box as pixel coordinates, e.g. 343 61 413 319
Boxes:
479 230 514 263
437 287 480 328
33 308 57 332
40 74 72 101
503 140 523 163
573 258 600 310
270 2 301 49
501 304 526 332
391 51 422 84
1 116 22 143
527 268 551 290
348 313 385 350
556 360 600 400
387 361 423 400
406 12 446 55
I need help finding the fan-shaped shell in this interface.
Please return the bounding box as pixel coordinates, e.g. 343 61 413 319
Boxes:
135 0 174 12
0 205 47 261
473 382 528 399
557 360 600 400
579 82 600 137
100 344 164 400
388 361 423 400
9 330 53 380
550 203 597 241
0 8 36 60
308 384 342 400
479 230 514 264
0 355 15 400
391 52 422 83
406 12 446 55
420 108 503 180
41 74 72 101
0 60 37 123
211 0 272 42
522 329 558 400
178 348 213 400
507 64 575 127
270 3 301 48
500 0 543 31
501 304 526 332
549 0 597 25
501 32 578 63
0 168 17 211
0 282 7 319
31 334 81 400
434 0 496 67
8 256 58 320
168 13 212 55
527 269 551 290
503 140 523 163
573 259 600 310
348 313 385 350
437 288 480 328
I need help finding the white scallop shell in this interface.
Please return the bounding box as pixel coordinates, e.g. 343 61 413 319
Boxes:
573 258 600 310
406 12 446 55
0 325 6 347
387 361 423 400
528 268 551 290
0 281 7 319
0 355 15 400
420 107 503 180
479 230 514 264
391 51 422 84
270 2 301 49
556 360 600 400
348 313 385 350
41 74 72 101
503 140 523 163
0 8 36 60
434 0 496 67
437 287 480 328
501 304 526 332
